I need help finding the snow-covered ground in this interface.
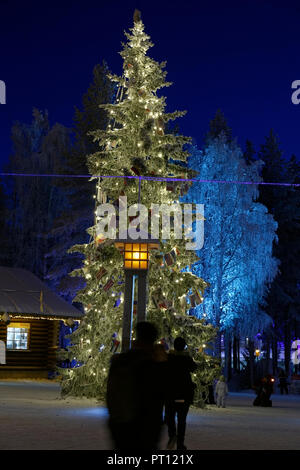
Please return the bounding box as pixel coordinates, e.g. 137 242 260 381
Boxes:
0 380 299 450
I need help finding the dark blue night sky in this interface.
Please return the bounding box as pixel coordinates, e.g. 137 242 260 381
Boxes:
1 0 300 169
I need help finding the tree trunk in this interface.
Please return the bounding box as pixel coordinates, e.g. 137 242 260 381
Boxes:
225 335 232 381
295 320 299 374
233 335 238 373
214 329 222 360
248 339 255 388
272 337 278 376
265 340 271 375
284 321 291 378
237 337 240 371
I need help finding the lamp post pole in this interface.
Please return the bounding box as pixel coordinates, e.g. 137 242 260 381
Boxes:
121 271 136 353
115 235 159 353
136 270 148 324
121 270 147 352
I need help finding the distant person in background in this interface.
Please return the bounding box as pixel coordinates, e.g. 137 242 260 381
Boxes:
261 375 274 406
215 375 228 408
253 375 274 407
278 370 289 395
165 337 197 451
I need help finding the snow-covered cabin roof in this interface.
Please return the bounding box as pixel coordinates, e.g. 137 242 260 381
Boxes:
0 267 83 320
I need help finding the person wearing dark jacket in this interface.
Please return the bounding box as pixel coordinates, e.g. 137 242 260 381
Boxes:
106 322 164 450
253 375 274 407
165 337 197 450
278 370 289 394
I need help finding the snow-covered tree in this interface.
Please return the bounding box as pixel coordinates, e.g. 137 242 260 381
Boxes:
4 109 71 280
59 12 219 405
183 121 278 356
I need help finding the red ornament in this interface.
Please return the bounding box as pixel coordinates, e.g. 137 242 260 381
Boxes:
131 166 141 176
96 267 107 280
166 180 177 192
103 279 114 292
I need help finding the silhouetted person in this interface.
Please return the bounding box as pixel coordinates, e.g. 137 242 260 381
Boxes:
278 370 289 395
206 383 216 405
253 375 274 407
106 321 164 450
261 375 274 406
165 337 197 450
153 343 169 425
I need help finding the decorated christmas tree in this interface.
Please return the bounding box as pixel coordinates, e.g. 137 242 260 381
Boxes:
59 11 219 406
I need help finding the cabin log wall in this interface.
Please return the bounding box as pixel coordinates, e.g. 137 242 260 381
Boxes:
0 319 59 379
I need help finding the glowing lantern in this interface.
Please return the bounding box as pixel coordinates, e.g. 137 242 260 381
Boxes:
115 238 159 271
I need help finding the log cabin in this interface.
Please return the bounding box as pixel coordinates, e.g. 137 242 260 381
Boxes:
0 267 83 379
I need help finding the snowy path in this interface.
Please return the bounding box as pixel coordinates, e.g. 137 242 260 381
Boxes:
0 380 299 450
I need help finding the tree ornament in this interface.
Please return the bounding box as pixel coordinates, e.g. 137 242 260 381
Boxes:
96 267 107 280
138 88 146 97
131 166 140 176
190 290 203 308
164 247 179 266
110 332 121 353
180 180 192 197
95 235 113 247
152 290 173 310
103 278 114 292
166 180 178 192
156 117 164 136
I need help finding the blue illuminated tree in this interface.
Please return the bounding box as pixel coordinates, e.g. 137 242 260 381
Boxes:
183 123 278 360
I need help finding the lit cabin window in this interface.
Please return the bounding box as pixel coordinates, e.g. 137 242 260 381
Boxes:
7 323 30 350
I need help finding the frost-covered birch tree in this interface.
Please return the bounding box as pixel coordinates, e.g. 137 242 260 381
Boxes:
183 127 278 355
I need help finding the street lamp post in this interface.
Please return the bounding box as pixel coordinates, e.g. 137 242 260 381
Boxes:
115 236 159 352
